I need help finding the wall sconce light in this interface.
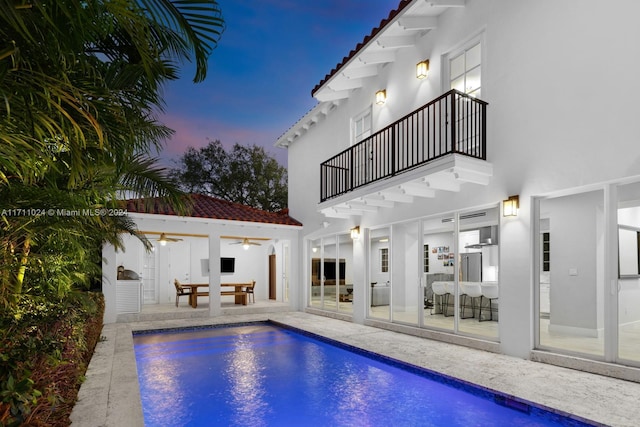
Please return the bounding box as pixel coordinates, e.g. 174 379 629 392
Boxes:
350 226 361 239
503 195 520 217
375 89 386 105
416 59 429 79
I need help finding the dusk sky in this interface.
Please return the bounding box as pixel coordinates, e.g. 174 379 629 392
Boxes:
157 0 398 168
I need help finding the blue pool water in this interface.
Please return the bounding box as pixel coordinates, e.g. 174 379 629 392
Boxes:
133 323 593 427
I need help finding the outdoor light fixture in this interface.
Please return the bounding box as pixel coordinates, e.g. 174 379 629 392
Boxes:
416 59 429 79
375 89 386 105
350 226 361 239
503 195 520 217
155 232 182 246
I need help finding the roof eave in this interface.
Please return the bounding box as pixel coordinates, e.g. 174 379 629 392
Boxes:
311 0 415 99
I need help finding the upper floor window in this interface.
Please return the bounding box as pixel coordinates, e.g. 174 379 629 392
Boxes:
449 41 481 97
352 107 371 145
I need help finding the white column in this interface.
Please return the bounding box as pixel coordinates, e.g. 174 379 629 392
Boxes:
208 234 222 317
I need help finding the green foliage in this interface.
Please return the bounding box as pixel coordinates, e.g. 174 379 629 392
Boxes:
0 0 226 420
0 1 226 305
0 292 105 426
171 139 288 212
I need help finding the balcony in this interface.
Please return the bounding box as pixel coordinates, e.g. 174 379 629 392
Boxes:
320 90 490 213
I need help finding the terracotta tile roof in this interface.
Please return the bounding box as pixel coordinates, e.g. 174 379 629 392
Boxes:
124 194 302 227
312 0 411 97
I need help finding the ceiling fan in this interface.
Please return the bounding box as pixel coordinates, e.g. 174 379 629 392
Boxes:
230 237 262 250
156 233 183 246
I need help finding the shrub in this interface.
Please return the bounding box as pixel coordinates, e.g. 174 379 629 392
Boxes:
0 292 104 426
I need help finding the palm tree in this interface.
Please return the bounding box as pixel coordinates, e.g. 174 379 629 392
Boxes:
0 0 225 305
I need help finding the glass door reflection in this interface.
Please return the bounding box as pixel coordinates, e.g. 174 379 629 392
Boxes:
338 233 354 314
309 238 322 308
391 221 419 325
617 181 640 365
322 235 338 310
458 207 499 340
422 215 455 331
369 227 390 321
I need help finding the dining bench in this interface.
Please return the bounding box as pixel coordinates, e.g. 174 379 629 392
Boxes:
220 283 251 305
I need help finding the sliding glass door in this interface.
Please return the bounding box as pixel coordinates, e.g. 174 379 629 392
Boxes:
338 233 353 314
422 214 455 331
458 207 500 339
309 238 322 309
391 221 420 325
369 227 391 321
535 182 640 368
308 233 353 314
536 190 605 357
616 181 640 365
366 207 501 341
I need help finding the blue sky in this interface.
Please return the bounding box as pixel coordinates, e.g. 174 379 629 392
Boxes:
157 0 398 167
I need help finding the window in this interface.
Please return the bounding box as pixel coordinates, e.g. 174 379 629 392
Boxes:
352 108 372 144
449 41 481 97
380 248 388 273
423 244 429 273
542 232 550 272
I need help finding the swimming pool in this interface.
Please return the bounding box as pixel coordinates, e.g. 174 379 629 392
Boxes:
133 322 595 426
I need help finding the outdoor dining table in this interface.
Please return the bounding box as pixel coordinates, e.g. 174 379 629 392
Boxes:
181 283 209 308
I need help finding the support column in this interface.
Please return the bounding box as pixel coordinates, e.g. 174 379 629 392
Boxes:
208 234 222 317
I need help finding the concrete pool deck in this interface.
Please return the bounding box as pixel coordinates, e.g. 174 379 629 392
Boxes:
70 312 640 426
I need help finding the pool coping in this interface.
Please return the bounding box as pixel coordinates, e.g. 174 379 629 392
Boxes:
70 312 640 426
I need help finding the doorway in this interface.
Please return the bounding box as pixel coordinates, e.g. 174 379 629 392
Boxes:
269 254 276 300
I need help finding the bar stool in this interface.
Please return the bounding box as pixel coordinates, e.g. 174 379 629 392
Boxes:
480 282 499 321
460 282 482 319
431 282 449 316
444 282 455 317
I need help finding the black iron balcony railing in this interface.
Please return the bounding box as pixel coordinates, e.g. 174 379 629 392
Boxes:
320 89 487 202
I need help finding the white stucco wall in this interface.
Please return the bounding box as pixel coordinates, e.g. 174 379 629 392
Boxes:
284 0 640 359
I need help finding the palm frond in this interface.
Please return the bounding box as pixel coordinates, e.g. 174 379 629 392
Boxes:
137 0 225 82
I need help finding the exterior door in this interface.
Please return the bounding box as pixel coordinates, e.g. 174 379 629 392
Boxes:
141 246 158 304
269 254 276 300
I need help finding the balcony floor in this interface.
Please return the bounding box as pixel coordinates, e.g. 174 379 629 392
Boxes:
320 153 493 218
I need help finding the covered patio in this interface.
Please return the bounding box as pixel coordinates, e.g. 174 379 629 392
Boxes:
102 194 302 324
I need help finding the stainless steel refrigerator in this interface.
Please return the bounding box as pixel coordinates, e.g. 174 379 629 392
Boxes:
461 252 482 282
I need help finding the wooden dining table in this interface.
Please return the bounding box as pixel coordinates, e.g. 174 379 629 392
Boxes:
181 283 209 308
